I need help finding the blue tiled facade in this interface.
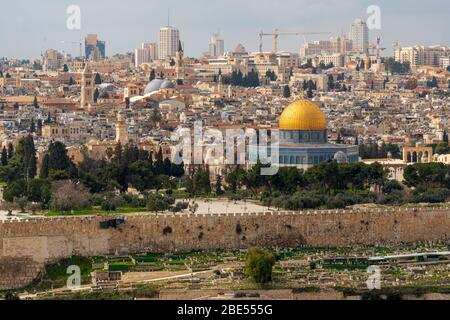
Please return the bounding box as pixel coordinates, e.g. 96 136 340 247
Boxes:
248 128 359 169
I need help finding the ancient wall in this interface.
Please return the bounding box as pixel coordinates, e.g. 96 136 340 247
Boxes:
1 207 450 290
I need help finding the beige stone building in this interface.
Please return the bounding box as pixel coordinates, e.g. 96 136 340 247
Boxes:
42 123 88 141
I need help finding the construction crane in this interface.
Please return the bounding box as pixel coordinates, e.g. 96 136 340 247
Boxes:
61 40 83 58
369 37 386 63
259 29 331 53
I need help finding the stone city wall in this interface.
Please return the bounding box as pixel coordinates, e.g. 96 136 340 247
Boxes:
1 207 450 290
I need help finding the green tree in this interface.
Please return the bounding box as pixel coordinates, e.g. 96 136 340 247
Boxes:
47 141 72 173
215 175 224 196
27 178 51 204
146 193 174 212
245 247 276 284
33 96 39 109
1 146 8 166
192 169 211 195
94 73 102 84
40 154 49 179
30 118 36 133
427 76 438 88
63 64 69 72
93 88 99 103
283 85 291 98
3 180 27 202
149 69 156 81
7 143 14 159
24 135 37 178
435 142 450 155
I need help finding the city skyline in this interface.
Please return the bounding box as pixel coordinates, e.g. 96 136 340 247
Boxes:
1 0 449 60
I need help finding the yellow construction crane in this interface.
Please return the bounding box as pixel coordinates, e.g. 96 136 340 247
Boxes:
259 29 331 53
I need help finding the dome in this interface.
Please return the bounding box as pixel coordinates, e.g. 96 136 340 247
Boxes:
279 99 327 131
144 79 164 94
333 151 348 164
160 80 175 89
144 79 175 94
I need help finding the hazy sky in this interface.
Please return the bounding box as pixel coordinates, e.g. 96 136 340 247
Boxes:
1 0 449 59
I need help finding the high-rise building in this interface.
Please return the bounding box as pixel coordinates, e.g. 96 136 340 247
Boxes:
208 33 225 58
350 19 369 54
85 34 106 60
42 49 63 72
300 36 352 58
142 43 159 60
395 45 450 68
159 26 180 59
135 43 159 68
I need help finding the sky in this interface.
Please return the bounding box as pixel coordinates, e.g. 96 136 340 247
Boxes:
1 0 449 60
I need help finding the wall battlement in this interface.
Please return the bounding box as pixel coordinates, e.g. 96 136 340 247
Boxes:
1 207 450 290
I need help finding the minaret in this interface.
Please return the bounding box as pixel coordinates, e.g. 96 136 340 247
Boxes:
116 112 128 144
217 74 223 94
175 40 184 81
80 63 95 109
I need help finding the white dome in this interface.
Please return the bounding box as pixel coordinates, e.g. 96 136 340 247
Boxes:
144 79 175 95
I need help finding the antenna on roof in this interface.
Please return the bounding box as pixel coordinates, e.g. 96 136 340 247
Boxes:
167 8 170 26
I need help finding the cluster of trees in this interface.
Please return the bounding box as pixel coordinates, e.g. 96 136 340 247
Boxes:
76 142 185 194
385 58 411 74
328 75 350 92
2 135 449 214
222 160 449 209
0 135 37 182
359 142 402 160
222 161 390 210
221 70 260 87
403 163 450 204
226 161 386 196
265 70 277 81
0 137 187 213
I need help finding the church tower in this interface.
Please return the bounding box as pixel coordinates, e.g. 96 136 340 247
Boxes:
175 40 184 81
116 112 128 144
80 63 95 109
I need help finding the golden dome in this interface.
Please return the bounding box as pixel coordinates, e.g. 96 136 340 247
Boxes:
279 99 327 131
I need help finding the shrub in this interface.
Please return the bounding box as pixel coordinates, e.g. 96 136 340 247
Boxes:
244 247 276 284
326 197 346 209
122 193 146 207
146 193 174 212
412 188 450 204
101 201 116 212
377 190 406 205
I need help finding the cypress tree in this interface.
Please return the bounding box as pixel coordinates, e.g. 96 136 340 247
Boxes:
33 96 39 109
23 135 37 179
94 73 102 85
114 142 123 164
1 146 8 166
7 143 14 159
40 154 49 179
283 85 291 98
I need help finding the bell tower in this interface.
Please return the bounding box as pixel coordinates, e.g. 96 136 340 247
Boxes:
116 112 128 144
80 63 95 109
175 40 184 81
